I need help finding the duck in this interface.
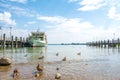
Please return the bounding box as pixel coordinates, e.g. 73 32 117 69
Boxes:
62 57 66 61
77 52 81 55
13 68 19 78
36 64 44 72
56 52 59 56
24 54 27 57
56 68 59 71
38 56 44 59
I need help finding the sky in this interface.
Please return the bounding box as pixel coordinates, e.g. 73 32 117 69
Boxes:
0 0 120 44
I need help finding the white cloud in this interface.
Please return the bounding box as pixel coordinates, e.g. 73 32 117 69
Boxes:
0 2 36 18
38 15 120 43
37 16 67 24
10 0 27 3
11 6 34 17
23 21 36 27
0 12 16 26
27 21 36 24
38 16 96 43
78 0 106 11
68 0 78 2
108 6 120 20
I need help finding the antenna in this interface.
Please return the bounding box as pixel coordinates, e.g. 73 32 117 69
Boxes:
37 27 40 32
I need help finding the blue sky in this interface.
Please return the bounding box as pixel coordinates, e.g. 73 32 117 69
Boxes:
0 0 120 43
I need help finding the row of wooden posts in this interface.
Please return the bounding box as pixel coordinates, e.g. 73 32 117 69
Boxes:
0 33 26 48
86 38 120 47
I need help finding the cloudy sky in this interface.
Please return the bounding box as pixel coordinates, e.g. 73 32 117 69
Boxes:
0 0 120 44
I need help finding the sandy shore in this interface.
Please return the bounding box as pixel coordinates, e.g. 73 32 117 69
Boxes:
0 60 120 80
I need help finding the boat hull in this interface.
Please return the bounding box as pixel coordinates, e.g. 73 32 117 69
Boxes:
28 39 47 47
31 42 46 47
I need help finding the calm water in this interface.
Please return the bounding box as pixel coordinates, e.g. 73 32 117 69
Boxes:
0 45 120 80
0 45 120 63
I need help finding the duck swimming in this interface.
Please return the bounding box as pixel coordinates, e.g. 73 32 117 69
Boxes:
62 57 66 61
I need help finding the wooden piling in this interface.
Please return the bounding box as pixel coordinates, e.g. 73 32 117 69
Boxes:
11 36 13 48
0 33 30 48
20 37 22 47
15 36 18 48
3 34 6 49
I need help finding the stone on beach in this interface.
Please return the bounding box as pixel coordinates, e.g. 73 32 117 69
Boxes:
55 73 61 79
35 73 40 77
0 57 12 66
34 71 43 77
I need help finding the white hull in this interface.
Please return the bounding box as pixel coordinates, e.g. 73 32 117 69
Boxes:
29 40 47 47
28 30 47 47
31 42 46 47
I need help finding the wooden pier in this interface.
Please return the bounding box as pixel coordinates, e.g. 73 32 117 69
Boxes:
0 33 28 48
86 38 120 48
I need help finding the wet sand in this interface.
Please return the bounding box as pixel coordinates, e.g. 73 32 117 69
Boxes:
0 60 120 80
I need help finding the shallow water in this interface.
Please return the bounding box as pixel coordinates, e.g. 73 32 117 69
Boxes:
0 45 120 80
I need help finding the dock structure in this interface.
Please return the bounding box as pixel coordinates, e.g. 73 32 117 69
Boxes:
86 38 120 48
0 33 27 48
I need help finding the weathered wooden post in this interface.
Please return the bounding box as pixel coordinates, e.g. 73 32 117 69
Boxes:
98 41 100 47
20 37 22 47
100 40 103 47
23 38 25 47
104 40 106 47
11 36 13 48
3 33 6 49
15 36 18 48
117 38 120 48
112 39 115 47
107 39 110 48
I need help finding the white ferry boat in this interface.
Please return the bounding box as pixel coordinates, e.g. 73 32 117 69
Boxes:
28 30 47 47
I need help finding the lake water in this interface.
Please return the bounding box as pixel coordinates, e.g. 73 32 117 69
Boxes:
0 45 120 80
0 45 120 63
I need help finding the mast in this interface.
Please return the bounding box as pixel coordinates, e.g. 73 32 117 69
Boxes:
37 27 40 32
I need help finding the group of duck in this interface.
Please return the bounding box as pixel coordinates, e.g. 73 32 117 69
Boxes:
12 51 81 79
54 51 81 79
56 52 81 61
12 63 61 79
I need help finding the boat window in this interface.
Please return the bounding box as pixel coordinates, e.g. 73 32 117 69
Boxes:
41 37 43 40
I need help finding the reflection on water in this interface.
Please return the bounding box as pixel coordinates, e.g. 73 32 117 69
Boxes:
0 45 120 64
0 47 47 64
0 65 11 72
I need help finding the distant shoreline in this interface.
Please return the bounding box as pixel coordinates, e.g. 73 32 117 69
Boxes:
48 43 86 45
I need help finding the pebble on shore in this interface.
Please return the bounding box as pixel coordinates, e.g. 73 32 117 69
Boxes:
0 57 12 66
55 73 61 79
